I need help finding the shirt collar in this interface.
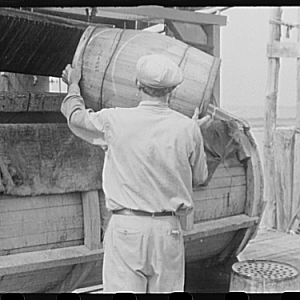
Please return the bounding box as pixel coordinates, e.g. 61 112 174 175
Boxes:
138 100 169 108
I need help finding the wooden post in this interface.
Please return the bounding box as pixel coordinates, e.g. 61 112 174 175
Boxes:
291 7 300 222
82 190 102 250
261 7 282 229
206 24 221 106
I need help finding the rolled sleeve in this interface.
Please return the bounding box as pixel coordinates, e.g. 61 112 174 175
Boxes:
190 123 208 187
61 86 107 146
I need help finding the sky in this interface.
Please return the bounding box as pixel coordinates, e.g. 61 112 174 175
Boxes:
220 7 299 112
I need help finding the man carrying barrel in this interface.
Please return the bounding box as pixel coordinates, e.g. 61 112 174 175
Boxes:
61 54 209 293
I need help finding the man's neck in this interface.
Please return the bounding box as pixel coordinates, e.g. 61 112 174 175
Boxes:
140 93 167 103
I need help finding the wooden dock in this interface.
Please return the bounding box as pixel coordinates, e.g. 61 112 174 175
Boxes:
240 227 300 268
238 227 300 292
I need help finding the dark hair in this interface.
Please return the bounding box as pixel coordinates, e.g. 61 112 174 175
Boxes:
136 80 175 97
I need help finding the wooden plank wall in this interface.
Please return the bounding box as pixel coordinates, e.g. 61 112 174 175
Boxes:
193 156 246 223
0 193 84 256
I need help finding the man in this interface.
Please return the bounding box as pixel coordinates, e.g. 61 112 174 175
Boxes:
61 54 208 293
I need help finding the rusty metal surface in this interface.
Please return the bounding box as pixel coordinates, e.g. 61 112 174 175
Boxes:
0 8 88 77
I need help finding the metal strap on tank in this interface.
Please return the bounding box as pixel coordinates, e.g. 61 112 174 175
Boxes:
99 29 126 111
167 45 191 105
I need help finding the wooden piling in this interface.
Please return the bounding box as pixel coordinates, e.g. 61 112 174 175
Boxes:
262 7 282 229
291 7 300 224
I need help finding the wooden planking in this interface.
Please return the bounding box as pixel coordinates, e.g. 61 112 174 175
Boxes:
0 264 74 292
0 245 103 276
243 131 264 217
0 213 83 239
241 228 300 287
0 192 84 252
74 259 103 290
208 166 245 179
0 228 84 252
0 240 82 256
199 174 246 190
0 261 99 293
232 130 264 255
183 214 259 242
0 203 82 227
0 123 104 196
193 189 246 222
0 192 81 213
193 185 246 201
0 92 65 112
82 190 101 250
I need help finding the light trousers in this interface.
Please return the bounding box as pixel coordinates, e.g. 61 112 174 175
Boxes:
102 214 185 293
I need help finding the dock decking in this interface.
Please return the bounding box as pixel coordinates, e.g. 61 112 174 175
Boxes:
240 227 300 269
238 227 300 292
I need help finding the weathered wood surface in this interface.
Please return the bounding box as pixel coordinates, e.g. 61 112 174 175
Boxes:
291 8 300 232
0 245 103 276
273 129 295 231
98 6 227 26
82 190 101 250
240 228 300 292
0 193 83 255
183 214 259 242
262 7 282 229
0 123 104 196
0 92 65 112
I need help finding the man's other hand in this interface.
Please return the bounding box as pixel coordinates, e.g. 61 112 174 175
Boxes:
192 107 211 130
62 64 81 86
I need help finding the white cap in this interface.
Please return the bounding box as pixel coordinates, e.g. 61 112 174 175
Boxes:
136 54 183 88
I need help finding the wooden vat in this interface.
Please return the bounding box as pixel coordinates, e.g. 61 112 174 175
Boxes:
0 92 264 292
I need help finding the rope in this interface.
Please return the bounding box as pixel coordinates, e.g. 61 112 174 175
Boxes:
270 19 300 38
99 29 125 111
270 19 300 29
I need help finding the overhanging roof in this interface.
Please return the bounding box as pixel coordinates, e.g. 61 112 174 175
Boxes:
34 6 227 27
0 8 93 77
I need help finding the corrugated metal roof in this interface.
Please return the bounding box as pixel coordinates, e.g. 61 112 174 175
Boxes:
0 8 91 77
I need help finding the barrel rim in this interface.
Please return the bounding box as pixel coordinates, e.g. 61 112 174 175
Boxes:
231 259 299 282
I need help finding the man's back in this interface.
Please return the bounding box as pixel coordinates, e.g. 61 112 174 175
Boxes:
101 101 207 213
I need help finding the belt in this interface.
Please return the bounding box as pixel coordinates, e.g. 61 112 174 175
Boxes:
112 208 176 217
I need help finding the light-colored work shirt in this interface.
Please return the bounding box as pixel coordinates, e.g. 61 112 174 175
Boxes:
61 84 208 215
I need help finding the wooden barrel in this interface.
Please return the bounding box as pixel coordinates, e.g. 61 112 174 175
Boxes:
230 260 299 293
72 26 220 117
